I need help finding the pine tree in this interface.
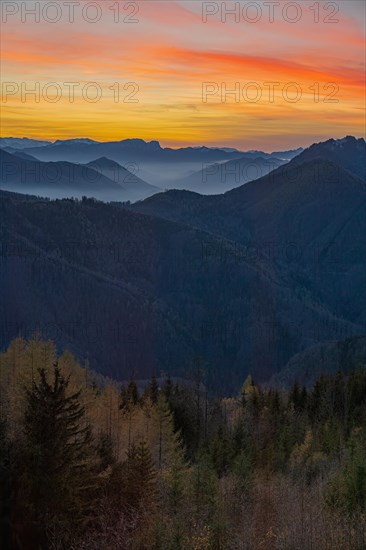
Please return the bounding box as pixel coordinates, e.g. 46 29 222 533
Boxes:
22 364 99 543
124 438 157 513
148 373 159 404
96 432 115 471
162 375 173 403
154 394 185 468
210 424 232 477
119 383 128 410
127 377 139 407
155 395 191 548
269 389 281 415
308 375 327 424
300 386 308 411
289 381 301 411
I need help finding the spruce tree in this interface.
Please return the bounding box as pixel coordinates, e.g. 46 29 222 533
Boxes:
162 375 173 403
127 377 139 407
124 438 156 511
22 364 98 543
119 383 128 410
289 381 301 411
148 373 159 404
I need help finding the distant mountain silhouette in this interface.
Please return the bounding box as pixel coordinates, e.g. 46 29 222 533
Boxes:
134 136 366 246
85 157 161 201
51 138 99 146
0 137 52 149
171 155 286 194
5 149 39 162
290 136 366 180
23 138 305 187
132 136 366 330
1 135 365 388
269 147 304 160
0 149 160 202
24 138 305 163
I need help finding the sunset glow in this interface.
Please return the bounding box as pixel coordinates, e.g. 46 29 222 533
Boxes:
1 0 365 149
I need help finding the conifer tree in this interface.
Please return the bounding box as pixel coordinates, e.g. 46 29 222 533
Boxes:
300 386 308 411
127 377 139 407
22 364 99 543
96 432 115 471
289 381 301 411
119 383 128 410
125 438 157 511
148 373 159 404
162 375 173 403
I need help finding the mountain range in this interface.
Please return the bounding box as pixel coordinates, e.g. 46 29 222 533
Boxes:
0 148 160 202
169 155 286 194
0 135 365 391
0 137 303 193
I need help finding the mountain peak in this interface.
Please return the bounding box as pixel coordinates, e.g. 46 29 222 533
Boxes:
291 136 366 180
117 139 162 151
52 138 98 146
311 135 364 149
88 156 121 167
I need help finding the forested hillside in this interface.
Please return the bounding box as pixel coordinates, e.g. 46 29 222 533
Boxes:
1 191 363 391
1 337 365 549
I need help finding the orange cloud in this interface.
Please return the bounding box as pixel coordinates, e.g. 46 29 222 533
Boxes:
1 0 364 149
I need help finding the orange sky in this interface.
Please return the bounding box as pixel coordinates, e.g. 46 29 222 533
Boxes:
1 0 365 150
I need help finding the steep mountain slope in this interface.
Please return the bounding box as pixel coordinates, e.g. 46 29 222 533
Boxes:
133 158 365 246
6 149 39 162
25 140 247 185
1 192 361 391
170 155 286 194
0 149 155 202
85 157 161 201
289 136 366 180
2 136 365 388
132 138 366 328
24 139 304 186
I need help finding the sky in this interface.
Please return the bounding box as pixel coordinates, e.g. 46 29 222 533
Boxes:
1 0 365 150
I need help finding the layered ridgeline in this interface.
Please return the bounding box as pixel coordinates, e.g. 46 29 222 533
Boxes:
3 190 355 390
0 137 302 192
133 136 366 328
0 149 161 202
169 155 286 194
0 136 365 390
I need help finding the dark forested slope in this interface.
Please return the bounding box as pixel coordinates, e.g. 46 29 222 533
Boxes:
1 192 363 390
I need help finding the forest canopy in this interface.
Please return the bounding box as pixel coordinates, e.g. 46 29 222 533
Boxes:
0 337 365 549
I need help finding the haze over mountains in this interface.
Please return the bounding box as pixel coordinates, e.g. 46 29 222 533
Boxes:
0 147 161 202
170 155 286 194
0 148 158 202
0 137 303 196
1 135 365 391
0 137 52 149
